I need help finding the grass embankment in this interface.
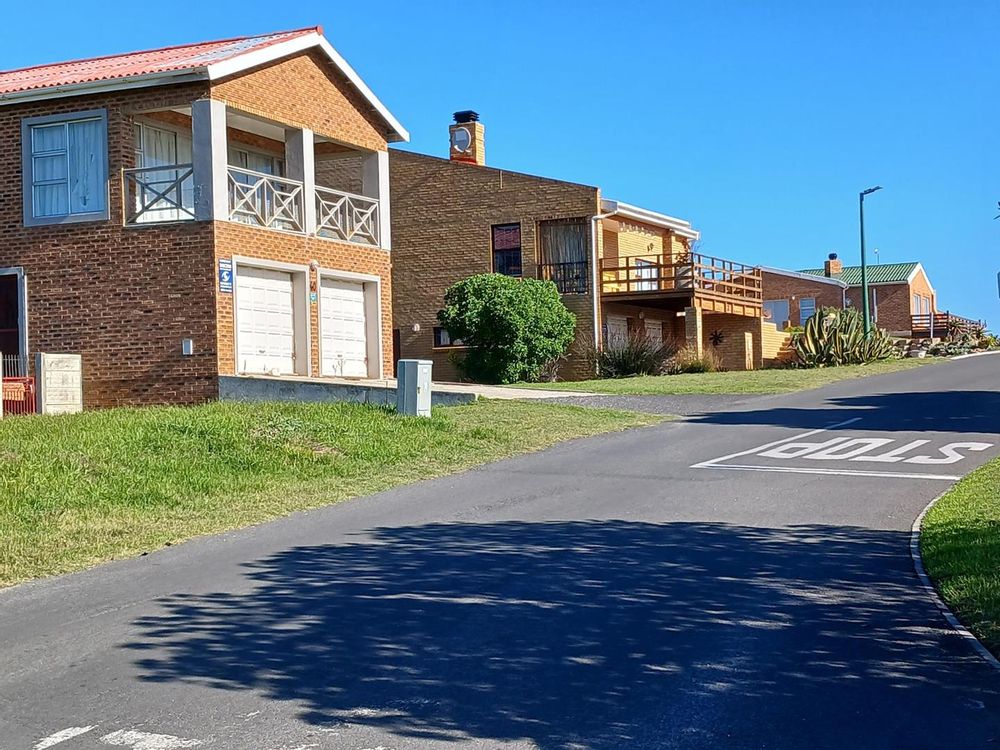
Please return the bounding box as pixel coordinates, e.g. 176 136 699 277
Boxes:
521 358 941 396
921 457 1000 656
0 399 660 586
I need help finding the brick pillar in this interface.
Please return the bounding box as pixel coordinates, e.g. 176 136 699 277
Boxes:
684 306 703 354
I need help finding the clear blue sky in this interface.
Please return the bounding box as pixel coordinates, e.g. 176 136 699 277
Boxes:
5 1 999 324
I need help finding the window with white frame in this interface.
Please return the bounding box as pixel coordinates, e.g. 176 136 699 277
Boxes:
22 110 108 225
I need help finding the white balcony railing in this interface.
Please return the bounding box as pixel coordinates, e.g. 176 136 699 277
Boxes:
123 164 382 248
124 164 195 224
227 166 303 233
316 186 380 247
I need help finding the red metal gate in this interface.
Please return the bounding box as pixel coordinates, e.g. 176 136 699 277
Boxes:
2 376 36 416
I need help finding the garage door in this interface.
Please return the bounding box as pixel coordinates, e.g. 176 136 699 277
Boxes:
236 267 295 375
321 279 369 377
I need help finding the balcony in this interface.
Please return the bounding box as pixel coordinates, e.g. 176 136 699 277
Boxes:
539 260 590 294
121 99 387 248
124 165 382 247
602 252 762 316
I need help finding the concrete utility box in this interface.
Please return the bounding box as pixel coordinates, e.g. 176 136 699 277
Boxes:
35 353 83 415
396 359 432 417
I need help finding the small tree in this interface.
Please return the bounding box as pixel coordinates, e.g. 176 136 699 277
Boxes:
437 274 576 384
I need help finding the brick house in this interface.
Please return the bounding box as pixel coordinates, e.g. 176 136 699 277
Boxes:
799 256 939 335
0 27 407 408
761 256 848 329
390 112 772 381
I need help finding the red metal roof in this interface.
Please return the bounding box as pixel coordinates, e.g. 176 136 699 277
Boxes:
0 27 320 96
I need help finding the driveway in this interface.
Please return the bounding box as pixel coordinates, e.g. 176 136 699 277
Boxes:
2 356 999 749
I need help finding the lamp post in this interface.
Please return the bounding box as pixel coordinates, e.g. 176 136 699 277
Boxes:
859 186 883 336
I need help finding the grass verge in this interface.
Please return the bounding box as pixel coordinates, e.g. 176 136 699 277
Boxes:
921 457 1000 656
0 399 661 587
519 358 942 396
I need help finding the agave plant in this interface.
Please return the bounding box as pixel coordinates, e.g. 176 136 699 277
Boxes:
793 307 897 367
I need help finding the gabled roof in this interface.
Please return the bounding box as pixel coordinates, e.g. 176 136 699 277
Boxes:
0 26 408 142
799 261 921 286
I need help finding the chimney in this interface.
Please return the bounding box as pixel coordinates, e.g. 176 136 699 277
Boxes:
449 111 485 166
824 252 842 278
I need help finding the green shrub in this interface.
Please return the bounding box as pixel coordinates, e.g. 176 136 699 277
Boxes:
666 346 723 374
437 274 577 384
587 331 679 379
793 307 897 367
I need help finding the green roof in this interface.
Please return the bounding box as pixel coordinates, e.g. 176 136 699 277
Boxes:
799 262 919 286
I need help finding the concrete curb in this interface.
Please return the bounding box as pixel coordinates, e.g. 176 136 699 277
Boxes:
910 491 1000 672
951 350 1000 361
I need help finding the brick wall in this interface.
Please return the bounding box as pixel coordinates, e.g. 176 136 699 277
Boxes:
760 270 845 328
0 49 396 408
389 150 601 381
701 312 764 370
0 83 223 408
213 221 393 379
210 50 391 152
845 282 912 334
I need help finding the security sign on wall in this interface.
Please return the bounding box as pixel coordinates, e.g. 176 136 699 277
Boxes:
218 259 233 294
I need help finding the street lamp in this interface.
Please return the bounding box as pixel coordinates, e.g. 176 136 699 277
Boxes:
859 185 883 336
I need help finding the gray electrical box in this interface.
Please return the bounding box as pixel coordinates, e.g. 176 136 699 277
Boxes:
397 359 432 417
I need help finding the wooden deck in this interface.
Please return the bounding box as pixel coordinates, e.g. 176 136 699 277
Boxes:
910 312 984 338
601 252 762 317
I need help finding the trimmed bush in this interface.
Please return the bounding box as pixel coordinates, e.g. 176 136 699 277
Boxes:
437 274 577 384
587 331 679 379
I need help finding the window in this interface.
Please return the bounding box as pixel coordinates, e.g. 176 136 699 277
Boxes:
491 223 522 277
798 297 816 325
433 327 465 348
763 299 790 328
635 257 659 291
539 218 589 294
912 293 920 313
133 121 194 222
22 110 108 225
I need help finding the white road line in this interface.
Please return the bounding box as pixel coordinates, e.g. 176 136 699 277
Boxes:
34 726 97 749
697 463 962 481
690 418 863 469
100 730 203 749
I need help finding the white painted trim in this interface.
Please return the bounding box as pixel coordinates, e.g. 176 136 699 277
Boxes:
205 32 409 142
231 257 312 377
601 199 700 240
760 266 849 288
316 268 384 379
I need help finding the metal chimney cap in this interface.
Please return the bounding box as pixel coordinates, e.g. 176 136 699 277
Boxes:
828 252 839 260
453 110 480 124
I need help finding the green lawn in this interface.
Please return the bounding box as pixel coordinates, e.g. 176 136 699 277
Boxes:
519 358 942 396
0 400 661 587
921 457 1000 656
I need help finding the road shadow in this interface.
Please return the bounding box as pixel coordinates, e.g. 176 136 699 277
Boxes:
125 521 1000 749
688 390 1000 434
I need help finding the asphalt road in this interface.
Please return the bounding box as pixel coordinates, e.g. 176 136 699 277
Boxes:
2 355 1000 750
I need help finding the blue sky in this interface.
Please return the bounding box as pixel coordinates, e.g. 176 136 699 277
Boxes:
5 1 999 324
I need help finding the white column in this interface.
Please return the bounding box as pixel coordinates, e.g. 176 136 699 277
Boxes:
191 99 228 222
285 127 316 235
362 150 391 250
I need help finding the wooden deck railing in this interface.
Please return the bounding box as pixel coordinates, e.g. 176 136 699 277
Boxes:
911 311 984 338
601 252 762 307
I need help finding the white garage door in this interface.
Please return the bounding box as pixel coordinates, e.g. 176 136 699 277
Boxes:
236 267 296 375
321 279 369 377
